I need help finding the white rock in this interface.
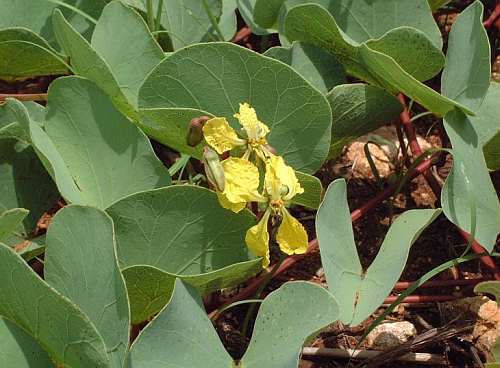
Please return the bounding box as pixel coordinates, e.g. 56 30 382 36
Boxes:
366 321 417 350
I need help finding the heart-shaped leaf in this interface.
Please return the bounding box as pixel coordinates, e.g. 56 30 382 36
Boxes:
128 279 339 368
11 77 170 209
326 83 403 159
106 185 261 323
53 1 165 117
316 179 440 326
219 0 238 40
284 3 470 117
0 27 68 81
0 243 111 368
264 41 346 94
0 318 53 368
44 205 130 368
241 281 339 368
139 42 332 174
440 1 499 251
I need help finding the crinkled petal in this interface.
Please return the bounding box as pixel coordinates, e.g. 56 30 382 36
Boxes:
234 103 270 140
216 192 246 213
203 117 244 154
221 157 265 207
265 155 304 201
245 210 271 267
276 208 308 255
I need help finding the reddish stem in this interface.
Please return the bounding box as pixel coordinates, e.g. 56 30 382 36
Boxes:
394 278 485 290
398 94 499 280
232 26 252 43
384 295 457 304
483 3 500 28
0 93 47 102
398 94 442 197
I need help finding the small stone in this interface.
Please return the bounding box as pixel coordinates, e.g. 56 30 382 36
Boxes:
315 267 325 278
366 321 417 350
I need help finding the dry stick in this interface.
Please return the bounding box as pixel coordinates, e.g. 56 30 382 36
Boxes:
301 348 445 366
0 93 48 102
398 94 500 280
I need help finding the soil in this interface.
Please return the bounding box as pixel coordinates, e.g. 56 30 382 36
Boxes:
2 1 500 367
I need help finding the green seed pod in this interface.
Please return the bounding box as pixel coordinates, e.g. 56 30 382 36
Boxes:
187 116 210 147
202 146 225 192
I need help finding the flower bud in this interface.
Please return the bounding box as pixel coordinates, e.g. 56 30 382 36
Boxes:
187 116 210 147
202 146 225 192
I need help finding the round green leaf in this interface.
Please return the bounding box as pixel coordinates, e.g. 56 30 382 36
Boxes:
139 42 332 174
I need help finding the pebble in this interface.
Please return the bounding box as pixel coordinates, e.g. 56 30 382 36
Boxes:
366 321 417 350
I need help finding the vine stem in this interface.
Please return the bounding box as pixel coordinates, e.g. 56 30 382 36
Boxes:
397 94 499 280
483 3 500 28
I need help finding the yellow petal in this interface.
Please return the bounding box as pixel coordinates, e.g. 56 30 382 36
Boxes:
203 117 244 154
222 157 264 205
276 208 308 255
216 191 246 213
245 210 271 267
234 103 270 140
264 155 304 201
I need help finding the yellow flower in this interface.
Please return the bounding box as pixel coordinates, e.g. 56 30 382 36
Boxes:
216 157 265 213
202 103 272 158
245 156 308 266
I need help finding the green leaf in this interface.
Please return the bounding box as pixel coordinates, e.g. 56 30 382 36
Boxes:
137 108 210 159
122 260 260 324
219 0 238 40
53 1 164 117
91 1 164 107
475 281 500 301
0 0 109 46
264 41 346 94
441 110 500 252
428 0 452 11
139 42 333 174
44 206 130 368
294 171 323 209
0 27 68 81
237 0 273 35
466 82 500 171
440 2 498 252
284 3 469 117
316 179 440 326
0 318 53 368
441 1 490 112
254 0 285 29
326 83 403 160
241 281 339 368
20 77 170 209
127 279 233 368
322 0 441 48
0 243 111 368
0 138 59 249
0 100 45 143
123 0 223 47
106 185 260 323
0 208 29 243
